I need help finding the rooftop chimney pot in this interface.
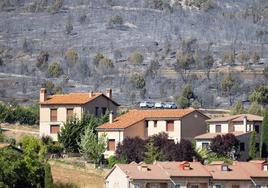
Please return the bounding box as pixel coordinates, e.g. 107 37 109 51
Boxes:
40 88 47 102
109 111 114 124
106 88 112 99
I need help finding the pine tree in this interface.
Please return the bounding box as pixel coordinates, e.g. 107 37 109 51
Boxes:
230 100 245 115
249 131 257 160
144 139 162 164
44 163 53 188
261 111 268 158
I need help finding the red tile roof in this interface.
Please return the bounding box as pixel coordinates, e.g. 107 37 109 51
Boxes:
206 114 263 123
97 108 199 129
40 92 119 105
194 131 251 140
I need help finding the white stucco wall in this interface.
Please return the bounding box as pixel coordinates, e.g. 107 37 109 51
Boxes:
209 123 229 133
98 131 124 158
106 166 129 188
147 120 181 142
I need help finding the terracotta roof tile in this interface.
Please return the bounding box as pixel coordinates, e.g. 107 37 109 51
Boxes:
40 92 119 105
157 161 211 177
194 131 250 140
97 108 197 129
206 114 263 123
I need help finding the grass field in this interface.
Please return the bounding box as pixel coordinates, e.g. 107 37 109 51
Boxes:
50 160 106 188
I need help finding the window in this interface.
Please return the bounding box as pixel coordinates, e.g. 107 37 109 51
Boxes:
50 125 60 134
108 139 115 151
264 164 268 171
175 185 180 188
145 121 149 128
50 109 57 121
231 185 239 188
95 107 99 116
154 121 157 128
134 184 140 188
215 185 222 188
256 185 261 188
67 108 74 120
191 185 199 188
102 107 107 115
221 165 228 171
216 125 221 133
254 125 260 134
202 143 209 149
239 142 245 151
256 143 260 152
166 121 174 132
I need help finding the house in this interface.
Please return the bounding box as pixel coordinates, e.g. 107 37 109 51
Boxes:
195 114 263 160
39 88 119 141
105 160 268 188
97 108 209 158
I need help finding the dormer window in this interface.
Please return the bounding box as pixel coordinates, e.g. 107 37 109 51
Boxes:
221 164 229 171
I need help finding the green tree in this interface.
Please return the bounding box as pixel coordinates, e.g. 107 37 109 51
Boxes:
46 62 63 78
249 85 268 105
175 51 195 82
249 131 257 160
128 52 144 65
144 139 163 164
176 96 190 109
248 102 263 116
130 74 146 89
79 127 107 165
44 163 54 188
204 54 214 79
182 85 195 100
261 111 268 158
230 100 245 115
107 155 118 168
221 74 239 106
263 66 268 79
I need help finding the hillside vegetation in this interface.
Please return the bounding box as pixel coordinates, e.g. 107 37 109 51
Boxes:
0 0 268 108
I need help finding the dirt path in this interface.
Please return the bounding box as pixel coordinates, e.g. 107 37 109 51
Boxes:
50 161 105 188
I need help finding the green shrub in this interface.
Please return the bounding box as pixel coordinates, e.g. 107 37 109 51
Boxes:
93 53 104 65
130 74 146 89
47 62 63 77
36 51 49 70
251 52 260 64
50 0 63 13
65 49 78 64
99 58 114 69
128 52 144 65
107 155 118 168
108 15 123 28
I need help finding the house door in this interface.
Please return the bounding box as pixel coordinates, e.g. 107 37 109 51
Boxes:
200 183 207 188
232 185 240 188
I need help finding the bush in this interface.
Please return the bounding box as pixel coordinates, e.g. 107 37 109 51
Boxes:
93 53 104 65
108 15 123 28
99 58 114 69
47 62 63 77
222 51 235 65
130 74 146 89
251 52 260 64
50 0 63 13
176 96 190 108
128 52 144 65
65 49 78 65
147 0 164 10
36 51 49 70
107 155 118 168
238 51 250 64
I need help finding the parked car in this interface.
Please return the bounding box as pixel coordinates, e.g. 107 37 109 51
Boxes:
139 101 154 108
154 102 164 108
163 102 177 109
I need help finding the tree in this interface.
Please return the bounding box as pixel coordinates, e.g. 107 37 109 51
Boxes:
175 51 195 82
44 163 53 188
176 96 190 108
128 52 144 65
249 85 268 105
130 74 146 89
210 134 239 159
79 127 107 164
230 100 245 115
115 137 146 163
144 139 163 164
204 54 214 79
65 49 78 66
263 66 268 79
249 131 257 160
248 102 263 116
221 74 239 105
46 62 63 78
261 111 268 158
182 85 195 100
58 114 108 153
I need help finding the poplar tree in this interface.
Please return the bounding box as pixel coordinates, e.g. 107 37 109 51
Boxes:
249 131 257 160
261 111 268 158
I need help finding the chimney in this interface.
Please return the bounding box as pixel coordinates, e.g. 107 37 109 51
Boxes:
109 111 114 124
243 115 247 132
89 91 94 98
40 88 47 102
106 88 112 99
138 164 149 172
